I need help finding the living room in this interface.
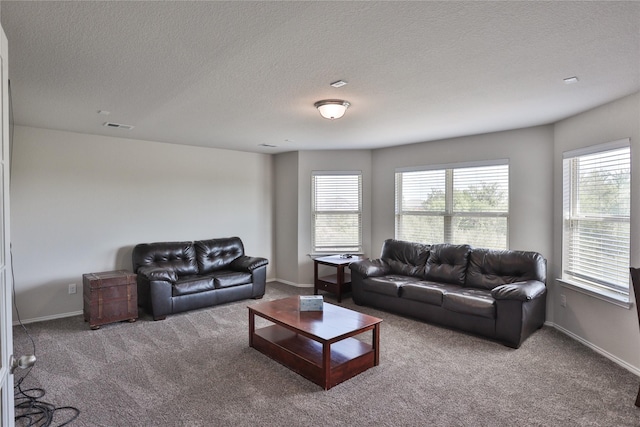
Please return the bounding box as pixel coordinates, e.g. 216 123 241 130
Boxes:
1 1 640 425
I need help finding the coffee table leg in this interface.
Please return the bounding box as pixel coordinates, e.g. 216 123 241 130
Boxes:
336 264 344 302
323 342 331 390
248 309 255 348
373 323 380 366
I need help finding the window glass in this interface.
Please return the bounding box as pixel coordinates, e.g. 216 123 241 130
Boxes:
396 161 509 249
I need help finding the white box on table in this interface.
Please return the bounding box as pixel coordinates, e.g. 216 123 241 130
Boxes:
299 295 324 311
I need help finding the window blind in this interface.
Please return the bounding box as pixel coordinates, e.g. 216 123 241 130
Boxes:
562 144 630 294
312 172 362 253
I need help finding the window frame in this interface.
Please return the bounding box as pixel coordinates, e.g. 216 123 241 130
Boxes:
395 159 509 250
311 170 363 255
561 139 631 305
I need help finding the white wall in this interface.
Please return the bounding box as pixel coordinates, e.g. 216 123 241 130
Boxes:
11 126 273 322
371 125 555 259
274 151 299 284
273 149 372 286
552 92 640 373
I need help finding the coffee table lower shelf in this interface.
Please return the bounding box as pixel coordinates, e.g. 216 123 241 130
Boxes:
251 324 375 390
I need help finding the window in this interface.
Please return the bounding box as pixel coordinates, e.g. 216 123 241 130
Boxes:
562 139 630 298
312 171 362 254
395 161 509 249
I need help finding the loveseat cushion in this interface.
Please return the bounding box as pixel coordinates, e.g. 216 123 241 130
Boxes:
172 276 215 296
361 275 421 297
195 237 245 274
137 266 178 283
424 244 471 286
465 248 547 290
401 281 462 306
442 288 495 319
209 270 252 289
230 255 268 272
133 241 198 277
380 239 430 277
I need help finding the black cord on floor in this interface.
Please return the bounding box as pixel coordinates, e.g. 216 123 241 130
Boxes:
11 244 81 426
14 374 80 426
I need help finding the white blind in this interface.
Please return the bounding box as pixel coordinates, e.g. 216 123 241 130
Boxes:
312 172 362 253
563 144 630 293
395 161 509 249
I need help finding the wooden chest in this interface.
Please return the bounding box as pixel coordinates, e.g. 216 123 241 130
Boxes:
83 270 138 330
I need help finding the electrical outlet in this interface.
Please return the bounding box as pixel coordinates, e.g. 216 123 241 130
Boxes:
68 283 77 294
560 294 566 308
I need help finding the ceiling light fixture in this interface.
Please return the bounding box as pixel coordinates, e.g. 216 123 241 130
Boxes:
314 99 351 120
563 76 579 84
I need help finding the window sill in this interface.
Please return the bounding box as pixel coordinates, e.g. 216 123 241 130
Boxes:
557 278 632 309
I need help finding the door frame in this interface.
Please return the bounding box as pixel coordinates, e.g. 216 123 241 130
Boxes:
0 24 15 427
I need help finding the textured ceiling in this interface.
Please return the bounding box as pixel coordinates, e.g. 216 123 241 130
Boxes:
1 1 639 154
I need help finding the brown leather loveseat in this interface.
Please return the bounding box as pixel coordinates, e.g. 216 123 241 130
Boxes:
132 236 268 320
349 239 546 348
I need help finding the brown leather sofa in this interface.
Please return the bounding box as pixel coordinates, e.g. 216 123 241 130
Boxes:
132 237 268 320
350 239 546 348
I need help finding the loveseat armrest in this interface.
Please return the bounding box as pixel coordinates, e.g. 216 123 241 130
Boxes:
137 266 178 283
230 255 269 272
491 280 546 301
349 259 391 278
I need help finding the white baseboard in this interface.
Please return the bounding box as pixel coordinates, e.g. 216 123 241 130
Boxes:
546 321 640 377
13 310 83 326
269 278 313 288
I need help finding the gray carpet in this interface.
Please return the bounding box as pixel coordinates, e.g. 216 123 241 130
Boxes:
12 282 640 426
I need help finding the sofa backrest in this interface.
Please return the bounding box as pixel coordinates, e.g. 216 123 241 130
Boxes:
465 248 547 290
132 241 198 276
380 239 430 277
424 244 471 286
195 237 245 274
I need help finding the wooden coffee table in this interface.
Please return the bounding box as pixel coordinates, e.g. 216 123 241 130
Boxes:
248 296 382 390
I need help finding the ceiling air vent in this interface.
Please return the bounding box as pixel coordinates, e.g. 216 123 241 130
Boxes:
103 122 134 130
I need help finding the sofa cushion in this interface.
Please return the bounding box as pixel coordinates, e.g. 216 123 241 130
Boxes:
380 239 430 277
424 244 471 286
209 270 252 289
133 241 198 277
172 276 215 296
401 281 462 306
466 248 547 290
195 237 245 274
442 288 496 319
361 275 421 297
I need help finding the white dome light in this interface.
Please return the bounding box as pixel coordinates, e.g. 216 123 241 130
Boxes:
314 99 351 120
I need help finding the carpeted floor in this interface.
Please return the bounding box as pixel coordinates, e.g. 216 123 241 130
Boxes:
12 282 640 426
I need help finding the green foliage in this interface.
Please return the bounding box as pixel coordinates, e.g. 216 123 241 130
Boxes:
577 168 630 216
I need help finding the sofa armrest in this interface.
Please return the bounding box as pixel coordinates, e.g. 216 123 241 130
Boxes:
491 280 546 301
230 255 269 272
349 259 391 278
137 266 178 283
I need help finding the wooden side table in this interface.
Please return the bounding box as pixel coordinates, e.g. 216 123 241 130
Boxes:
313 255 363 303
83 270 138 330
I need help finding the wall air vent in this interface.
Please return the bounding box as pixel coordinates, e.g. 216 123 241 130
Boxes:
103 122 134 130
